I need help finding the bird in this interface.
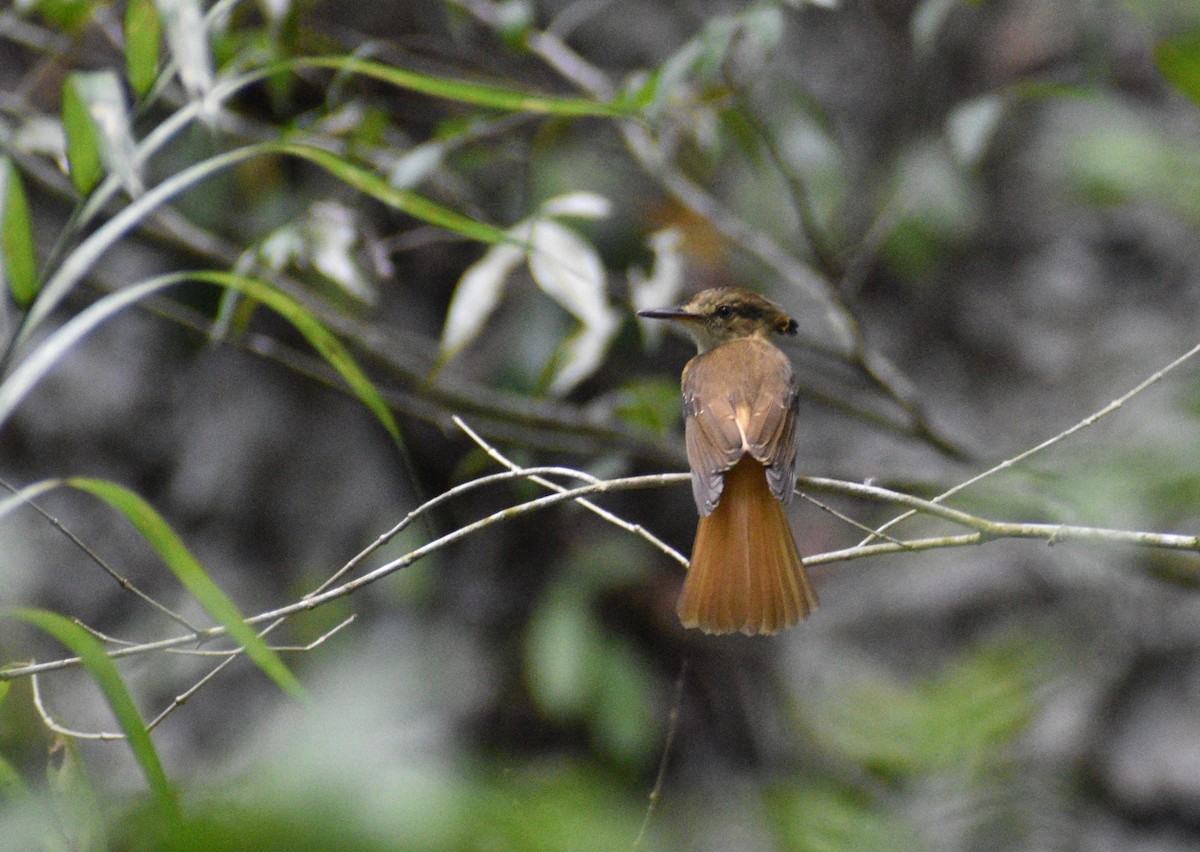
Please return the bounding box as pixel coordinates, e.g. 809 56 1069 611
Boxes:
639 287 818 635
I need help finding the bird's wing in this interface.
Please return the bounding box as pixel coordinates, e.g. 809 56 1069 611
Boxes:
682 338 800 514
745 343 799 504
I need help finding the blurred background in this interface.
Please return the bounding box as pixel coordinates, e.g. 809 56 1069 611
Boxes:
3 0 1200 848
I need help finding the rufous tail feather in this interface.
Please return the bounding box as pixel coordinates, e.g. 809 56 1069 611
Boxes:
678 456 818 635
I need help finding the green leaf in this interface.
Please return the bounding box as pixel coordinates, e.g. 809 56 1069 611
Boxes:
16 141 508 359
619 69 661 113
0 158 39 308
26 0 95 31
186 270 403 447
1066 109 1200 220
125 0 162 98
15 609 180 827
589 639 658 764
64 479 306 701
494 0 534 49
919 639 1037 763
815 639 1038 777
274 143 509 245
61 72 143 197
291 55 632 118
1156 28 1200 111
766 782 925 852
469 765 645 850
0 271 401 450
525 584 601 718
0 749 28 804
61 75 103 195
611 378 682 434
46 736 105 851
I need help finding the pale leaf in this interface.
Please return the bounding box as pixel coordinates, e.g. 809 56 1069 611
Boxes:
548 312 620 395
527 219 608 326
389 141 445 190
157 0 215 110
947 95 1005 167
73 72 143 196
540 191 612 219
307 201 374 303
439 242 524 356
630 228 684 348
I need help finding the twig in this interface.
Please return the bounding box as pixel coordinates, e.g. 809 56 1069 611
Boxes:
2 68 680 465
454 416 689 567
1 473 689 681
137 462 638 732
31 673 123 741
28 617 356 740
158 615 357 656
325 464 650 593
0 478 203 636
142 615 355 731
145 450 678 727
8 468 1200 682
805 533 983 567
720 62 841 280
797 492 914 551
633 658 688 851
798 475 1200 552
859 339 1200 545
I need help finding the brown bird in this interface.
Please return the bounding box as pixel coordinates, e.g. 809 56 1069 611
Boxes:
639 287 818 635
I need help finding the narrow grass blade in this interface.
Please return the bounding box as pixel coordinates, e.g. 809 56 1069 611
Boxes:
185 270 403 446
65 478 306 701
292 55 632 117
0 272 400 449
14 608 180 827
275 142 509 244
18 142 505 355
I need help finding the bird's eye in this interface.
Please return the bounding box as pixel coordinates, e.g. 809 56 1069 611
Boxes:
714 305 735 320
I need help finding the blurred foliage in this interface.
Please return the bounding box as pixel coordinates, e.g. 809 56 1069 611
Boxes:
812 639 1041 779
608 377 682 435
0 634 1043 850
525 538 661 766
764 782 925 852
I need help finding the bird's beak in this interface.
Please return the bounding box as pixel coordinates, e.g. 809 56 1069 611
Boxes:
637 306 699 322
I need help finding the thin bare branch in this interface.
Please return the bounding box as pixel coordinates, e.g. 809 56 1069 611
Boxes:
720 63 841 280
157 615 357 656
31 673 124 741
806 533 985 567
143 616 356 731
0 478 203 636
860 339 1200 545
801 475 1200 551
633 658 688 851
798 492 915 550
8 468 1200 682
454 415 689 567
1 473 688 681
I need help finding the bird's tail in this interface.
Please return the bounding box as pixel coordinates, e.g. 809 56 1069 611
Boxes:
678 456 818 635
